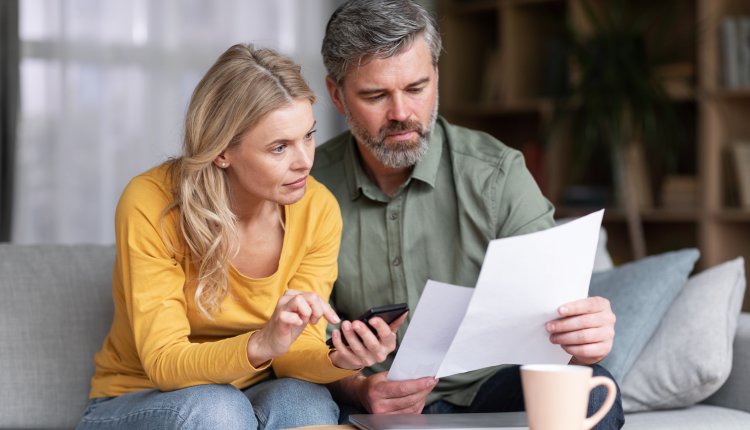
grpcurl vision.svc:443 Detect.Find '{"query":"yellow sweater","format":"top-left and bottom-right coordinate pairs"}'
top-left (89, 164), bottom-right (354, 398)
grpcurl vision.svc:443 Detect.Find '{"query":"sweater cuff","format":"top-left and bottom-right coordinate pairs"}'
top-left (238, 330), bottom-right (273, 373)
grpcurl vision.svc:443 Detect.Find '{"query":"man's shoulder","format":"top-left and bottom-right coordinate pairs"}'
top-left (313, 130), bottom-right (351, 170)
top-left (312, 130), bottom-right (352, 196)
top-left (440, 118), bottom-right (521, 170)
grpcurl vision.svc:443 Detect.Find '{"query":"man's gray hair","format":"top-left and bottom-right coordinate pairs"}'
top-left (322, 0), bottom-right (443, 84)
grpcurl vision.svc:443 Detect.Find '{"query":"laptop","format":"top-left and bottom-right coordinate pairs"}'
top-left (349, 412), bottom-right (528, 430)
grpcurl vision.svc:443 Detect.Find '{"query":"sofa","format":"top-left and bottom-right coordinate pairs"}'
top-left (0, 243), bottom-right (749, 429)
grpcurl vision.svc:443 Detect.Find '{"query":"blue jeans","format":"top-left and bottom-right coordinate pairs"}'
top-left (76, 378), bottom-right (339, 430)
top-left (339, 365), bottom-right (624, 430)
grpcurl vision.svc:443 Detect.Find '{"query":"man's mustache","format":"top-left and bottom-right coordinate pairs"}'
top-left (380, 120), bottom-right (424, 137)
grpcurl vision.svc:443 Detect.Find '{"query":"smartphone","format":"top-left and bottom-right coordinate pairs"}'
top-left (326, 303), bottom-right (409, 348)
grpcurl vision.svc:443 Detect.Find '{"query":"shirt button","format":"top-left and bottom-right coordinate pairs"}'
top-left (389, 212), bottom-right (398, 220)
top-left (392, 256), bottom-right (402, 266)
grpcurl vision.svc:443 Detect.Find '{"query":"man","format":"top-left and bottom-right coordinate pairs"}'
top-left (312, 1), bottom-right (624, 428)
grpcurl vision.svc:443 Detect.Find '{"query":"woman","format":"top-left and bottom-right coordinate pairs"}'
top-left (76, 44), bottom-right (403, 430)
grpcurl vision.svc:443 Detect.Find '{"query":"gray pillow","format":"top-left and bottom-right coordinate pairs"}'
top-left (621, 258), bottom-right (746, 412)
top-left (589, 248), bottom-right (699, 382)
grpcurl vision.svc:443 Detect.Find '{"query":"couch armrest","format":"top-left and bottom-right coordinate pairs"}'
top-left (704, 312), bottom-right (750, 412)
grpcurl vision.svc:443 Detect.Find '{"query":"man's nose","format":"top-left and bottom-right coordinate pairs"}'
top-left (386, 93), bottom-right (410, 122)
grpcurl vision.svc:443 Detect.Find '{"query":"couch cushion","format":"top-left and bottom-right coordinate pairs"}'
top-left (589, 249), bottom-right (699, 382)
top-left (704, 312), bottom-right (750, 413)
top-left (0, 244), bottom-right (115, 429)
top-left (621, 258), bottom-right (746, 412)
top-left (623, 404), bottom-right (750, 430)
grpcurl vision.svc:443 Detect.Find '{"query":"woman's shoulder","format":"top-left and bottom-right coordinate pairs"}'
top-left (121, 163), bottom-right (174, 201)
top-left (117, 162), bottom-right (176, 218)
top-left (288, 175), bottom-right (342, 228)
top-left (299, 175), bottom-right (339, 210)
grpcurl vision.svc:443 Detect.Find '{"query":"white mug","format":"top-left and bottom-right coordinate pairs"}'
top-left (521, 364), bottom-right (617, 430)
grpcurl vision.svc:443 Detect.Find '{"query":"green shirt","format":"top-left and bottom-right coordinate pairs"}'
top-left (312, 117), bottom-right (555, 406)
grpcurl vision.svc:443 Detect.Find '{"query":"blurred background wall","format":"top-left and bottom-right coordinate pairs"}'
top-left (8, 0), bottom-right (355, 244)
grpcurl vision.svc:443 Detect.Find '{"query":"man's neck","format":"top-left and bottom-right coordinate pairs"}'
top-left (356, 141), bottom-right (412, 197)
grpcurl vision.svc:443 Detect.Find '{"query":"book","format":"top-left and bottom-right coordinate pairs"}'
top-left (661, 175), bottom-right (698, 209)
top-left (721, 17), bottom-right (740, 89)
top-left (740, 18), bottom-right (750, 87)
top-left (624, 142), bottom-right (653, 210)
top-left (722, 16), bottom-right (750, 89)
top-left (480, 49), bottom-right (504, 103)
top-left (731, 142), bottom-right (750, 209)
top-left (654, 62), bottom-right (695, 98)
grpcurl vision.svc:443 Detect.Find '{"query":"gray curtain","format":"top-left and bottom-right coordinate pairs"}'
top-left (0, 0), bottom-right (19, 242)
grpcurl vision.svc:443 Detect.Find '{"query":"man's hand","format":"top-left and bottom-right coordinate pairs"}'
top-left (330, 372), bottom-right (437, 414)
top-left (546, 296), bottom-right (616, 365)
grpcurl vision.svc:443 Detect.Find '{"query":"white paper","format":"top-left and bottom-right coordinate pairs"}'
top-left (388, 210), bottom-right (603, 381)
top-left (388, 281), bottom-right (474, 380)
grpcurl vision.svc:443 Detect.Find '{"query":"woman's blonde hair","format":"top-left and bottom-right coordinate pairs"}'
top-left (166, 44), bottom-right (315, 319)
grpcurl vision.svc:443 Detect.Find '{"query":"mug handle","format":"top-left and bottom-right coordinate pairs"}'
top-left (582, 376), bottom-right (617, 430)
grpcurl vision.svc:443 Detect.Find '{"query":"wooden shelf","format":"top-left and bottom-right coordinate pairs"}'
top-left (666, 88), bottom-right (697, 102)
top-left (447, 0), bottom-right (499, 14)
top-left (438, 0), bottom-right (750, 310)
top-left (714, 209), bottom-right (750, 222)
top-left (443, 99), bottom-right (550, 116)
top-left (510, 0), bottom-right (564, 4)
top-left (556, 207), bottom-right (701, 223)
top-left (710, 89), bottom-right (750, 99)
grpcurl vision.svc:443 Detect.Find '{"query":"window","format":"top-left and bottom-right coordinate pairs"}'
top-left (15, 0), bottom-right (342, 243)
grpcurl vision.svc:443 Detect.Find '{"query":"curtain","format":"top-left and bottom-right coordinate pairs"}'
top-left (0, 0), bottom-right (20, 242)
top-left (14, 0), bottom-right (345, 244)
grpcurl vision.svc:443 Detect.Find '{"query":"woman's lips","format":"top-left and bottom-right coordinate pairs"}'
top-left (284, 176), bottom-right (307, 189)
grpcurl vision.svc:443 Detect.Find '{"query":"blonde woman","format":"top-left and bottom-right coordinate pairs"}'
top-left (76, 44), bottom-right (404, 430)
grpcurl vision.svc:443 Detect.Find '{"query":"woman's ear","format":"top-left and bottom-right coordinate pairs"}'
top-left (214, 152), bottom-right (229, 168)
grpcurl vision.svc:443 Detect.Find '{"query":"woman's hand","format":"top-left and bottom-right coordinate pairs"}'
top-left (247, 289), bottom-right (340, 367)
top-left (328, 312), bottom-right (408, 370)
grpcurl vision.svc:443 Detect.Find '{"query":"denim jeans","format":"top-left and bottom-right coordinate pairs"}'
top-left (76, 378), bottom-right (339, 430)
top-left (339, 365), bottom-right (624, 430)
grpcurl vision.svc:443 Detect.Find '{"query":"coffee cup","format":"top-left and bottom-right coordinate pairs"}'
top-left (521, 364), bottom-right (616, 430)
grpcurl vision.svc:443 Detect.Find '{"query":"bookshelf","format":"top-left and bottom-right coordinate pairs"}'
top-left (437, 0), bottom-right (750, 311)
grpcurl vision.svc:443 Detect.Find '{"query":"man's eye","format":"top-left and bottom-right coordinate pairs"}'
top-left (304, 129), bottom-right (317, 141)
top-left (368, 94), bottom-right (385, 101)
top-left (272, 144), bottom-right (287, 153)
top-left (408, 87), bottom-right (424, 94)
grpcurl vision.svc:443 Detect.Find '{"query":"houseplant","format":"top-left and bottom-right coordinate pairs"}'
top-left (549, 0), bottom-right (684, 259)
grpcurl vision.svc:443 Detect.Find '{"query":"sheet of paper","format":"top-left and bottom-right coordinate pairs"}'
top-left (388, 280), bottom-right (474, 380)
top-left (388, 210), bottom-right (603, 381)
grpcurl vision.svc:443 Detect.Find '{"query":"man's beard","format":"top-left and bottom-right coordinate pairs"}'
top-left (344, 98), bottom-right (439, 169)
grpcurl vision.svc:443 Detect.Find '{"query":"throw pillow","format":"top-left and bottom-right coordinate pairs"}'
top-left (555, 219), bottom-right (613, 272)
top-left (589, 248), bottom-right (699, 382)
top-left (621, 257), bottom-right (746, 412)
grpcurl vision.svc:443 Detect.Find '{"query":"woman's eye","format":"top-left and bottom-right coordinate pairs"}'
top-left (304, 129), bottom-right (317, 141)
top-left (272, 144), bottom-right (287, 154)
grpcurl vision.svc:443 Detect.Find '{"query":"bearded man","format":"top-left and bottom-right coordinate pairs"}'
top-left (311, 1), bottom-right (623, 429)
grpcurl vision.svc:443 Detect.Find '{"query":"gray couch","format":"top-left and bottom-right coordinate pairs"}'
top-left (0, 244), bottom-right (748, 429)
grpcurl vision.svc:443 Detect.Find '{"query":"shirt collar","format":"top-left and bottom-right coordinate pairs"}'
top-left (410, 118), bottom-right (444, 188)
top-left (342, 117), bottom-right (445, 201)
